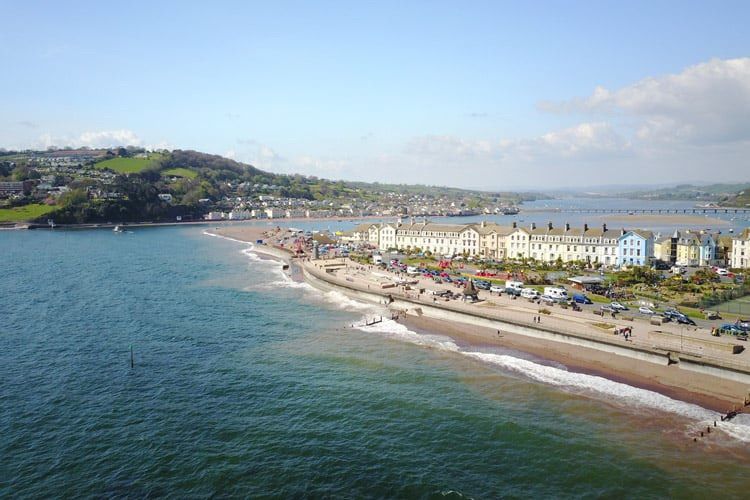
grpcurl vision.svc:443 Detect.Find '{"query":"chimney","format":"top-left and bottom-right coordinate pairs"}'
top-left (584, 223), bottom-right (589, 232)
top-left (481, 220), bottom-right (486, 228)
top-left (565, 222), bottom-right (570, 231)
top-left (512, 221), bottom-right (517, 229)
top-left (602, 223), bottom-right (607, 232)
top-left (547, 221), bottom-right (553, 230)
top-left (530, 222), bottom-right (536, 230)
top-left (621, 228), bottom-right (625, 236)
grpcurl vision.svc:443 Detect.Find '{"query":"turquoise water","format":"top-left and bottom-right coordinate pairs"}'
top-left (2, 226), bottom-right (749, 498)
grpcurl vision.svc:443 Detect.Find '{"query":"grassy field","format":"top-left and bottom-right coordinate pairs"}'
top-left (94, 155), bottom-right (161, 174)
top-left (162, 167), bottom-right (197, 179)
top-left (0, 204), bottom-right (57, 222)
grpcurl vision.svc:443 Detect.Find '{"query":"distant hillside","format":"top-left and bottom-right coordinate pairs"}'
top-left (616, 183), bottom-right (750, 201)
top-left (0, 148), bottom-right (537, 224)
top-left (721, 190), bottom-right (750, 207)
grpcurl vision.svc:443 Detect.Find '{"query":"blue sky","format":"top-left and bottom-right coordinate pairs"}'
top-left (2, 1), bottom-right (749, 189)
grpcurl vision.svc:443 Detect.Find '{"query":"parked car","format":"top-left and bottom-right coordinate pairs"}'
top-left (600, 304), bottom-right (616, 313)
top-left (521, 288), bottom-right (540, 300)
top-left (719, 323), bottom-right (743, 335)
top-left (638, 306), bottom-right (655, 315)
top-left (489, 285), bottom-right (504, 294)
top-left (704, 310), bottom-right (721, 320)
top-left (675, 315), bottom-right (696, 326)
top-left (663, 309), bottom-right (682, 320)
top-left (610, 302), bottom-right (629, 311)
top-left (541, 295), bottom-right (556, 306)
top-left (572, 293), bottom-right (592, 304)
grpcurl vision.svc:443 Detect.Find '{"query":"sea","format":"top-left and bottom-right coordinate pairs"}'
top-left (2, 221), bottom-right (750, 498)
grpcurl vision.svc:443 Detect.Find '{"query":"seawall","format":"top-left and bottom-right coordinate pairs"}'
top-left (301, 261), bottom-right (750, 391)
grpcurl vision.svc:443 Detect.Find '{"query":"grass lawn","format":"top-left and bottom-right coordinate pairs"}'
top-left (162, 167), bottom-right (197, 179)
top-left (0, 204), bottom-right (57, 222)
top-left (94, 154), bottom-right (161, 174)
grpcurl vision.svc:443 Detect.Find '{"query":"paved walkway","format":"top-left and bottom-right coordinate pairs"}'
top-left (303, 258), bottom-right (750, 372)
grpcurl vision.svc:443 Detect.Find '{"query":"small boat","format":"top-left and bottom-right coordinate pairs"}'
top-left (113, 225), bottom-right (123, 233)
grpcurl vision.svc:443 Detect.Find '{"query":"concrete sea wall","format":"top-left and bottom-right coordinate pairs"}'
top-left (302, 264), bottom-right (750, 387)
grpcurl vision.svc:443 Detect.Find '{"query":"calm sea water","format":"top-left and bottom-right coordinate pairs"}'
top-left (2, 226), bottom-right (750, 498)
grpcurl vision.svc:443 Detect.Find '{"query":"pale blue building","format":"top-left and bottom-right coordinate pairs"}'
top-left (616, 230), bottom-right (654, 267)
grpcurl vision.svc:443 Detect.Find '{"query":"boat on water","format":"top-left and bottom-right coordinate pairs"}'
top-left (500, 206), bottom-right (520, 215)
top-left (113, 225), bottom-right (123, 233)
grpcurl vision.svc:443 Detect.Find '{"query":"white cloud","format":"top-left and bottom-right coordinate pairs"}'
top-left (31, 129), bottom-right (144, 149)
top-left (540, 58), bottom-right (750, 145)
top-left (404, 135), bottom-right (494, 160)
top-left (77, 129), bottom-right (142, 148)
top-left (403, 122), bottom-right (628, 165)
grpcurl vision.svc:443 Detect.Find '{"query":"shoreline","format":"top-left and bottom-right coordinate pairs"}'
top-left (205, 225), bottom-right (750, 414)
top-left (397, 314), bottom-right (735, 412)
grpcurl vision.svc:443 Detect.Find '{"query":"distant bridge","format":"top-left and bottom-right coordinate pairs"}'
top-left (523, 207), bottom-right (750, 215)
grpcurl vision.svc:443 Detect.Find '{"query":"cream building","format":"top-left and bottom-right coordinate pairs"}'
top-left (350, 220), bottom-right (641, 267)
top-left (730, 228), bottom-right (750, 269)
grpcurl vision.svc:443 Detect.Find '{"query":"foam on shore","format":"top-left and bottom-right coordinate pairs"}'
top-left (350, 312), bottom-right (750, 442)
top-left (204, 231), bottom-right (750, 443)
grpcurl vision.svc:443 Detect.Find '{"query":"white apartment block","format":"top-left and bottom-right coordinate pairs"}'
top-left (730, 228), bottom-right (750, 269)
top-left (348, 220), bottom-right (640, 266)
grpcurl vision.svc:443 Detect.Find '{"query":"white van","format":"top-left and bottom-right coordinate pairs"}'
top-left (521, 288), bottom-right (540, 300)
top-left (505, 280), bottom-right (524, 291)
top-left (406, 266), bottom-right (418, 275)
top-left (372, 254), bottom-right (383, 265)
top-left (543, 286), bottom-right (568, 300)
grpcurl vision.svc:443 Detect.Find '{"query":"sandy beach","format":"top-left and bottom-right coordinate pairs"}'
top-left (205, 224), bottom-right (750, 413)
top-left (399, 314), bottom-right (745, 412)
top-left (299, 259), bottom-right (750, 413)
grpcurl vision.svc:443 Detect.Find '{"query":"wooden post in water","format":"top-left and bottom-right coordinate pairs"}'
top-left (130, 344), bottom-right (134, 369)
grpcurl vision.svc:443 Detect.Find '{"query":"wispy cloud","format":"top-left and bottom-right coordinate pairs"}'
top-left (538, 57), bottom-right (750, 145)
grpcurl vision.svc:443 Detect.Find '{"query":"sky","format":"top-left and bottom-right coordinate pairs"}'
top-left (1, 0), bottom-right (749, 189)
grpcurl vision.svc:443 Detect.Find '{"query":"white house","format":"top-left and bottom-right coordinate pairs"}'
top-left (730, 228), bottom-right (750, 269)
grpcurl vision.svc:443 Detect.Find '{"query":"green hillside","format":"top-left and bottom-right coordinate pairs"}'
top-left (0, 203), bottom-right (56, 222)
top-left (162, 167), bottom-right (197, 179)
top-left (94, 155), bottom-right (161, 174)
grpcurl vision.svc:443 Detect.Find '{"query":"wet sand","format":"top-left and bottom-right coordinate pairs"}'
top-left (398, 314), bottom-right (747, 413)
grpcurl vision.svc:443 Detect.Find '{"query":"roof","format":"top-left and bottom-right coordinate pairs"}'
top-left (568, 276), bottom-right (605, 285)
top-left (351, 223), bottom-right (373, 233)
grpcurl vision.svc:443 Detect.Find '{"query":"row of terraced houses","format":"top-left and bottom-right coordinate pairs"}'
top-left (341, 220), bottom-right (750, 269)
